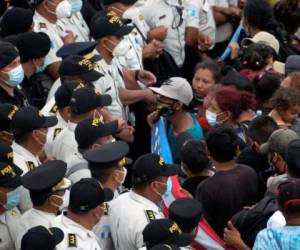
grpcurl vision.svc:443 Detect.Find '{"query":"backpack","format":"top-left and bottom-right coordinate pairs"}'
top-left (230, 196), bottom-right (278, 248)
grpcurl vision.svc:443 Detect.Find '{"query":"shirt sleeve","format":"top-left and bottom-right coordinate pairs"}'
top-left (253, 230), bottom-right (271, 250)
top-left (185, 0), bottom-right (201, 28)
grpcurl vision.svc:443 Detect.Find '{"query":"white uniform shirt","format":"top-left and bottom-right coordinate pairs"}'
top-left (44, 112), bottom-right (68, 157)
top-left (109, 190), bottom-right (165, 250)
top-left (208, 0), bottom-right (237, 43)
top-left (15, 208), bottom-right (56, 250)
top-left (51, 122), bottom-right (78, 162)
top-left (0, 208), bottom-right (20, 250)
top-left (33, 11), bottom-right (64, 65)
top-left (58, 12), bottom-right (90, 42)
top-left (66, 152), bottom-right (91, 184)
top-left (140, 0), bottom-right (186, 67)
top-left (54, 214), bottom-right (102, 250)
top-left (46, 78), bottom-right (62, 104)
top-left (185, 0), bottom-right (216, 48)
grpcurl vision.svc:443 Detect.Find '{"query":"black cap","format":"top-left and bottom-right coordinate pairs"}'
top-left (69, 178), bottom-right (114, 212)
top-left (11, 106), bottom-right (58, 136)
top-left (132, 153), bottom-right (180, 185)
top-left (0, 103), bottom-right (18, 132)
top-left (149, 244), bottom-right (181, 250)
top-left (84, 140), bottom-right (132, 168)
top-left (0, 162), bottom-right (22, 188)
top-left (285, 55), bottom-right (300, 75)
top-left (169, 198), bottom-right (202, 233)
top-left (277, 179), bottom-right (300, 211)
top-left (90, 10), bottom-right (134, 40)
top-left (103, 0), bottom-right (137, 6)
top-left (54, 82), bottom-right (82, 108)
top-left (21, 160), bottom-right (70, 192)
top-left (0, 41), bottom-right (19, 69)
top-left (75, 118), bottom-right (119, 149)
top-left (143, 219), bottom-right (194, 248)
top-left (58, 55), bottom-right (103, 82)
top-left (56, 41), bottom-right (101, 62)
top-left (70, 86), bottom-right (112, 115)
top-left (16, 32), bottom-right (51, 63)
top-left (0, 7), bottom-right (33, 37)
top-left (21, 226), bottom-right (64, 250)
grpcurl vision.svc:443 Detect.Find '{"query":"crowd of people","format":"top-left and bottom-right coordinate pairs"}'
top-left (0, 0), bottom-right (300, 249)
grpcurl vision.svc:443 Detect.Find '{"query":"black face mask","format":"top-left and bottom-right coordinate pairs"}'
top-left (157, 103), bottom-right (176, 117)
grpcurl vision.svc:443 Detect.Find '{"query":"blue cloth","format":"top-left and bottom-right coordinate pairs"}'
top-left (168, 114), bottom-right (204, 156)
top-left (253, 226), bottom-right (300, 250)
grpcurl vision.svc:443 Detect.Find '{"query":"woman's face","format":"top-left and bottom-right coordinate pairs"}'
top-left (280, 105), bottom-right (300, 124)
top-left (192, 68), bottom-right (215, 97)
top-left (207, 98), bottom-right (231, 123)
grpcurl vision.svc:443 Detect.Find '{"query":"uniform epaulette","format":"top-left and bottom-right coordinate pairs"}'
top-left (68, 233), bottom-right (77, 247)
top-left (53, 128), bottom-right (63, 140)
top-left (145, 210), bottom-right (156, 222)
top-left (26, 161), bottom-right (35, 171)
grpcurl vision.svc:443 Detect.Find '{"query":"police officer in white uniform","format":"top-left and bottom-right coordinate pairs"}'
top-left (15, 160), bottom-right (71, 250)
top-left (67, 118), bottom-right (118, 184)
top-left (83, 141), bottom-right (132, 250)
top-left (11, 105), bottom-right (58, 174)
top-left (54, 177), bottom-right (114, 250)
top-left (140, 0), bottom-right (186, 67)
top-left (0, 161), bottom-right (22, 250)
top-left (109, 153), bottom-right (181, 250)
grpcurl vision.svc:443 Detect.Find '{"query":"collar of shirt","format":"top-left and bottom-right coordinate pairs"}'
top-left (60, 214), bottom-right (99, 241)
top-left (12, 141), bottom-right (40, 163)
top-left (0, 213), bottom-right (6, 224)
top-left (56, 112), bottom-right (68, 128)
top-left (129, 190), bottom-right (161, 213)
top-left (31, 208), bottom-right (56, 223)
top-left (67, 121), bottom-right (77, 132)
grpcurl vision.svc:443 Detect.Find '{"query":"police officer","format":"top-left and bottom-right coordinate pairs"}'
top-left (53, 178), bottom-right (114, 250)
top-left (84, 141), bottom-right (132, 249)
top-left (51, 85), bottom-right (112, 162)
top-left (11, 105), bottom-right (58, 173)
top-left (0, 161), bottom-right (22, 250)
top-left (0, 104), bottom-right (18, 145)
top-left (21, 225), bottom-right (64, 250)
top-left (67, 118), bottom-right (119, 184)
top-left (14, 31), bottom-right (52, 109)
top-left (142, 219), bottom-right (194, 249)
top-left (0, 41), bottom-right (28, 107)
top-left (34, 0), bottom-right (73, 79)
top-left (109, 153), bottom-right (181, 249)
top-left (15, 160), bottom-right (71, 250)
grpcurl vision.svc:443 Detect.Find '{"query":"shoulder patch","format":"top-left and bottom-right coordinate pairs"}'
top-left (26, 161), bottom-right (35, 171)
top-left (38, 23), bottom-right (47, 29)
top-left (104, 202), bottom-right (109, 215)
top-left (159, 15), bottom-right (166, 20)
top-left (50, 104), bottom-right (58, 114)
top-left (68, 233), bottom-right (77, 247)
top-left (145, 210), bottom-right (156, 222)
top-left (53, 128), bottom-right (63, 140)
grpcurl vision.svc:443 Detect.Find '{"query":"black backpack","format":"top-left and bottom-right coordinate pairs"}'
top-left (231, 196), bottom-right (278, 248)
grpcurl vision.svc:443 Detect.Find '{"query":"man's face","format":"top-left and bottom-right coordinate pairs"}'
top-left (0, 56), bottom-right (21, 82)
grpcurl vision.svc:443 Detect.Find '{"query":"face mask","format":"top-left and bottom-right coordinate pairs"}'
top-left (112, 39), bottom-right (132, 57)
top-left (69, 0), bottom-right (82, 14)
top-left (51, 190), bottom-right (70, 211)
top-left (35, 130), bottom-right (47, 147)
top-left (115, 167), bottom-right (127, 185)
top-left (205, 110), bottom-right (218, 126)
top-left (157, 103), bottom-right (176, 117)
top-left (0, 189), bottom-right (21, 210)
top-left (4, 65), bottom-right (24, 87)
top-left (48, 0), bottom-right (72, 19)
top-left (36, 57), bottom-right (49, 74)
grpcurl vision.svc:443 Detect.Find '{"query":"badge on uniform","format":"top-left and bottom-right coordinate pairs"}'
top-left (26, 161), bottom-right (35, 171)
top-left (50, 104), bottom-right (58, 114)
top-left (68, 233), bottom-right (77, 247)
top-left (159, 15), bottom-right (166, 20)
top-left (104, 203), bottom-right (109, 216)
top-left (39, 23), bottom-right (47, 29)
top-left (145, 210), bottom-right (156, 222)
top-left (53, 128), bottom-right (63, 140)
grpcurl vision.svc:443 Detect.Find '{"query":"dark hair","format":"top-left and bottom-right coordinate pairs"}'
top-left (286, 140), bottom-right (300, 178)
top-left (274, 0), bottom-right (300, 35)
top-left (214, 86), bottom-right (256, 120)
top-left (242, 43), bottom-right (274, 71)
top-left (286, 72), bottom-right (300, 91)
top-left (253, 72), bottom-right (281, 102)
top-left (221, 67), bottom-right (254, 93)
top-left (89, 164), bottom-right (115, 184)
top-left (29, 189), bottom-right (51, 207)
top-left (271, 87), bottom-right (300, 113)
top-left (277, 180), bottom-right (300, 214)
top-left (243, 0), bottom-right (283, 40)
top-left (180, 139), bottom-right (209, 174)
top-left (248, 116), bottom-right (279, 144)
top-left (206, 124), bottom-right (239, 162)
top-left (194, 59), bottom-right (222, 83)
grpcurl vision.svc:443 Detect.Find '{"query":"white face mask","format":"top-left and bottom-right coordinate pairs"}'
top-left (48, 0), bottom-right (72, 19)
top-left (112, 39), bottom-right (131, 57)
top-left (116, 167), bottom-right (127, 185)
top-left (51, 189), bottom-right (70, 211)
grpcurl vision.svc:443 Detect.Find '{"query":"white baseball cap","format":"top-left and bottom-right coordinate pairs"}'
top-left (242, 31), bottom-right (280, 54)
top-left (150, 77), bottom-right (193, 106)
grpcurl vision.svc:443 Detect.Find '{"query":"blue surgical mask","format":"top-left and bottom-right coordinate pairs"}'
top-left (1, 189), bottom-right (21, 210)
top-left (205, 110), bottom-right (218, 126)
top-left (36, 57), bottom-right (49, 73)
top-left (5, 65), bottom-right (24, 87)
top-left (69, 0), bottom-right (83, 14)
